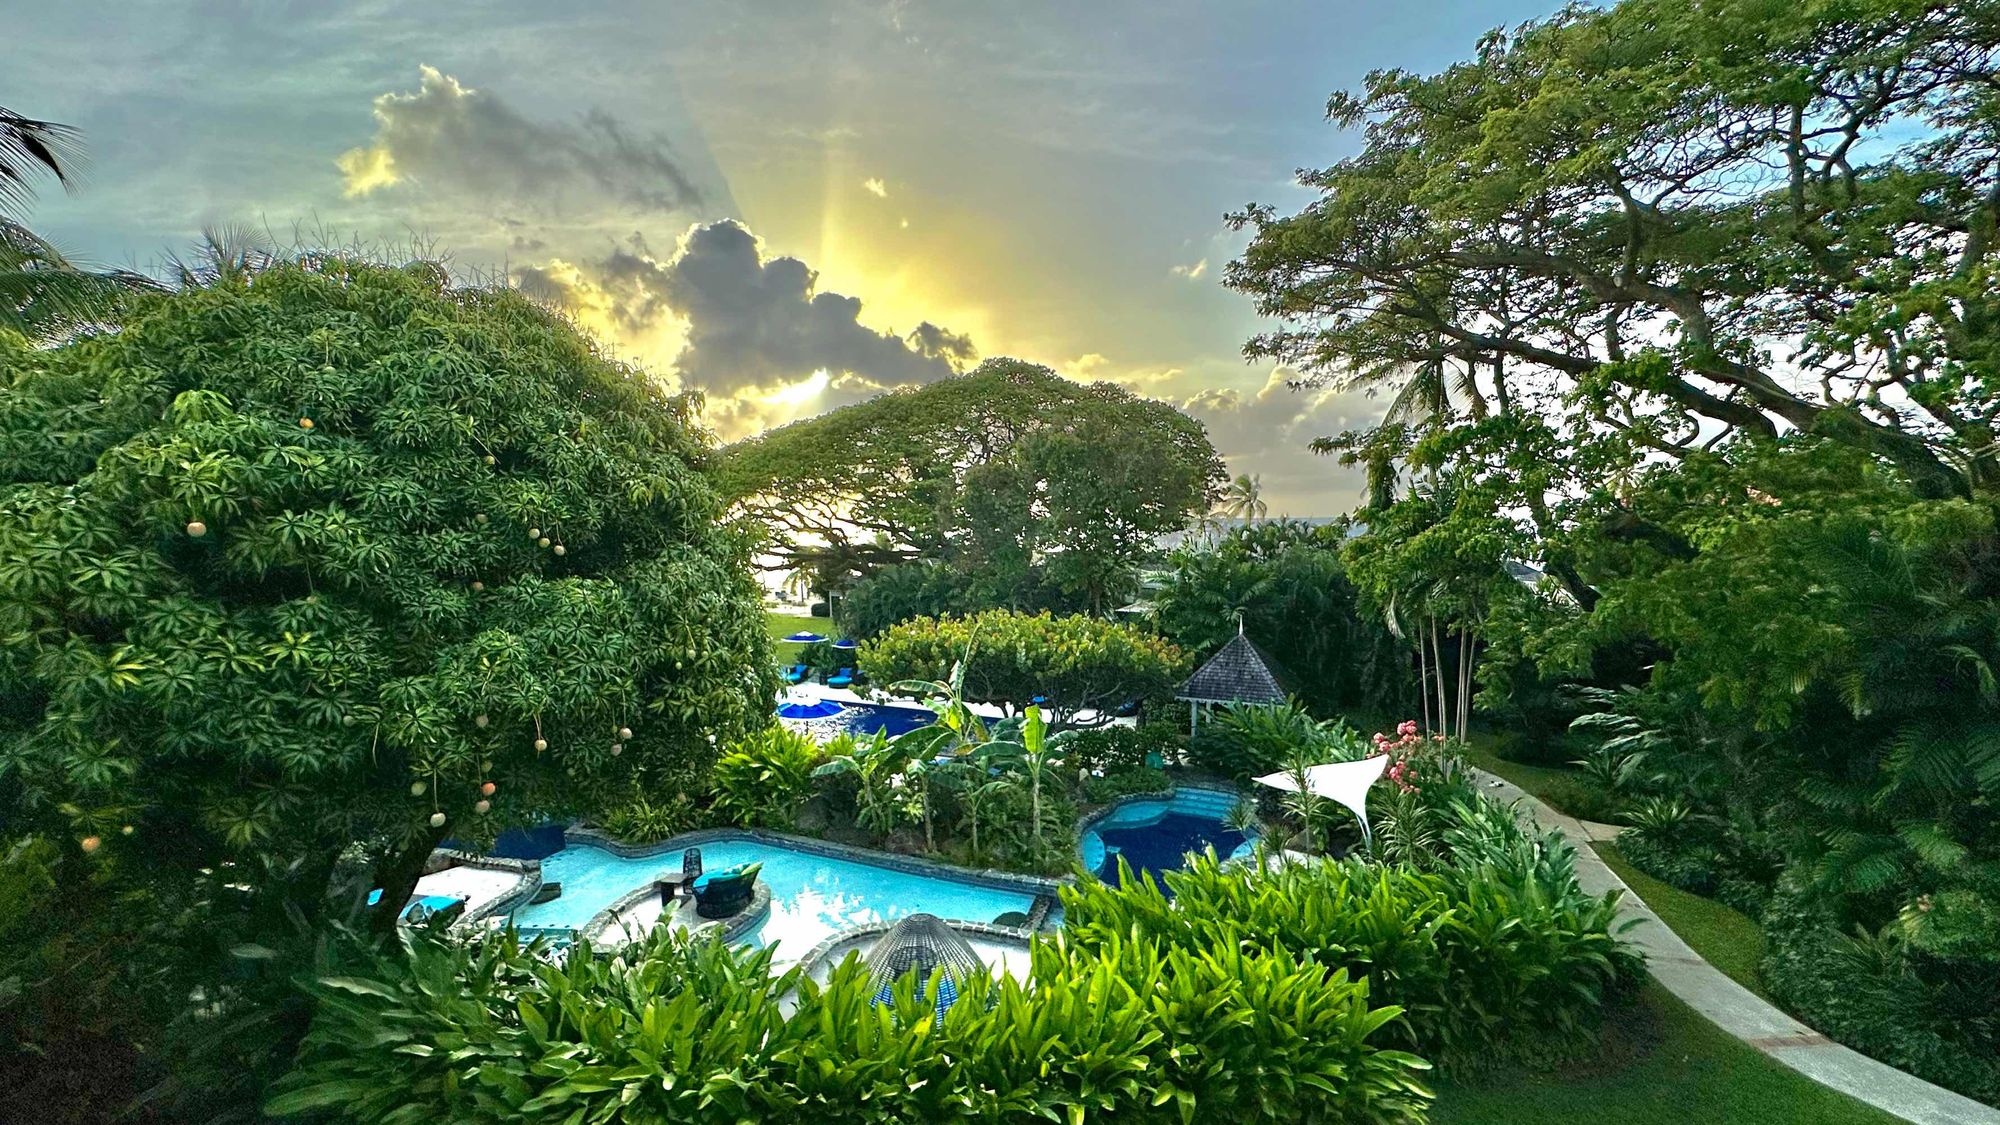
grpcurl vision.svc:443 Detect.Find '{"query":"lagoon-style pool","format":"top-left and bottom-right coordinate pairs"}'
top-left (507, 837), bottom-right (1039, 962)
top-left (1080, 788), bottom-right (1258, 889)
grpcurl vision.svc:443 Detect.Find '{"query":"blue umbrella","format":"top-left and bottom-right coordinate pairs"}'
top-left (832, 638), bottom-right (859, 650)
top-left (783, 631), bottom-right (828, 643)
top-left (777, 699), bottom-right (846, 720)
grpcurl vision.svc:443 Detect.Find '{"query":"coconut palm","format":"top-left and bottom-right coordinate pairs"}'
top-left (0, 106), bottom-right (84, 217)
top-left (1221, 473), bottom-right (1268, 524)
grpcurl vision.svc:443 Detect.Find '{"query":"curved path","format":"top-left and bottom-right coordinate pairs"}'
top-left (1473, 768), bottom-right (2000, 1125)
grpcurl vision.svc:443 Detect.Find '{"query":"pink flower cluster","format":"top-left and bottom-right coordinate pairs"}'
top-left (1368, 720), bottom-right (1429, 793)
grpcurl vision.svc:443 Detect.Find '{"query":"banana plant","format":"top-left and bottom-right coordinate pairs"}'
top-left (981, 706), bottom-right (1064, 856)
top-left (810, 730), bottom-right (911, 835)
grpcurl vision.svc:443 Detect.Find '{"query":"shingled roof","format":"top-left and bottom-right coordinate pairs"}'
top-left (1176, 631), bottom-right (1293, 706)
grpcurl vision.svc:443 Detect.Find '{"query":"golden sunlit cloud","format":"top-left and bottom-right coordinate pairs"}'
top-left (336, 143), bottom-right (398, 197)
top-left (862, 176), bottom-right (888, 198)
top-left (1169, 258), bottom-right (1209, 280)
top-left (766, 369), bottom-right (832, 406)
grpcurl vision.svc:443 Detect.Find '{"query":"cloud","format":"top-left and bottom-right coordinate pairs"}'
top-left (1168, 366), bottom-right (1372, 516)
top-left (862, 176), bottom-right (888, 198)
top-left (1169, 258), bottom-right (1208, 280)
top-left (516, 220), bottom-right (977, 414)
top-left (337, 66), bottom-right (706, 217)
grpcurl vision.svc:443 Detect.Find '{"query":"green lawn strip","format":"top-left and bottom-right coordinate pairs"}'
top-left (1594, 842), bottom-right (1774, 1004)
top-left (765, 610), bottom-right (821, 664)
top-left (1429, 979), bottom-right (1901, 1125)
top-left (1461, 733), bottom-right (1621, 822)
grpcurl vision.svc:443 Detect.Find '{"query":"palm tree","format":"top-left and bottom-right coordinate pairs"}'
top-left (1, 107), bottom-right (84, 218)
top-left (1221, 473), bottom-right (1268, 524)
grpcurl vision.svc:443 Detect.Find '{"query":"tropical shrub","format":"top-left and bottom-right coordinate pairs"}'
top-left (1762, 879), bottom-right (2000, 1105)
top-left (1081, 767), bottom-right (1173, 806)
top-left (271, 923), bottom-right (1432, 1123)
top-left (596, 788), bottom-right (701, 845)
top-left (1064, 802), bottom-right (1640, 1072)
top-left (710, 725), bottom-right (822, 829)
top-left (862, 609), bottom-right (1188, 728)
top-left (1063, 721), bottom-right (1183, 774)
top-left (1188, 699), bottom-right (1364, 780)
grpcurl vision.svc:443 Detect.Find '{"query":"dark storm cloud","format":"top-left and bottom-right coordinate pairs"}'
top-left (340, 66), bottom-right (704, 216)
top-left (520, 219), bottom-right (977, 396)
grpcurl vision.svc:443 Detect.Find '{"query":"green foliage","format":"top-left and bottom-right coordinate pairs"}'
top-left (863, 609), bottom-right (1189, 728)
top-left (0, 256), bottom-right (776, 1109)
top-left (810, 732), bottom-right (912, 836)
top-left (596, 787), bottom-right (701, 845)
top-left (837, 561), bottom-right (976, 639)
top-left (1080, 766), bottom-right (1173, 806)
top-left (1063, 721), bottom-right (1184, 775)
top-left (1155, 519), bottom-right (1414, 715)
top-left (710, 725), bottom-right (822, 830)
top-left (1189, 699), bottom-right (1365, 780)
top-left (721, 358), bottom-right (1225, 614)
top-left (1064, 806), bottom-right (1642, 1074)
top-left (1762, 881), bottom-right (2000, 1105)
top-left (271, 919), bottom-right (1433, 1124)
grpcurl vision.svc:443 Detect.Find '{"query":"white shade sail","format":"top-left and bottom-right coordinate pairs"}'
top-left (1252, 755), bottom-right (1389, 844)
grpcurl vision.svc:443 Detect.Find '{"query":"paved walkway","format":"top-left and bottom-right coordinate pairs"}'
top-left (1473, 768), bottom-right (2000, 1125)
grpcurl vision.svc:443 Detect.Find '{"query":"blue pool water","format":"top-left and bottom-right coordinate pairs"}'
top-left (783, 700), bottom-right (937, 740)
top-left (1080, 789), bottom-right (1256, 889)
top-left (508, 839), bottom-right (1036, 960)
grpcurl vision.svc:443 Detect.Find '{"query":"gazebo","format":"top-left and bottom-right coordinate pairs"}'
top-left (1175, 621), bottom-right (1293, 732)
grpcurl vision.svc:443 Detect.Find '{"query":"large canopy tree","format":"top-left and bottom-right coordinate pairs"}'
top-left (1230, 0), bottom-right (2000, 500)
top-left (861, 609), bottom-right (1189, 729)
top-left (0, 257), bottom-right (776, 936)
top-left (718, 358), bottom-right (1225, 613)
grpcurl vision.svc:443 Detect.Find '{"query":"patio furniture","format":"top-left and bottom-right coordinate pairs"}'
top-left (692, 862), bottom-right (763, 919)
top-left (682, 848), bottom-right (703, 885)
top-left (402, 894), bottom-right (466, 926)
top-left (827, 666), bottom-right (857, 688)
top-left (783, 664), bottom-right (809, 684)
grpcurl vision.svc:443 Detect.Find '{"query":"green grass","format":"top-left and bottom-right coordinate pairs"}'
top-left (1430, 980), bottom-right (1900, 1124)
top-left (765, 610), bottom-right (821, 659)
top-left (1462, 733), bottom-right (1623, 822)
top-left (1595, 843), bottom-right (1773, 1003)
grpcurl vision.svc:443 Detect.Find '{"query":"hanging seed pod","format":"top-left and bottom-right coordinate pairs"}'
top-left (474, 714), bottom-right (489, 729)
top-left (618, 727), bottom-right (633, 741)
top-left (80, 835), bottom-right (101, 854)
top-left (474, 799), bottom-right (491, 815)
top-left (552, 544), bottom-right (565, 556)
top-left (186, 520), bottom-right (208, 538)
top-left (528, 527), bottom-right (541, 539)
top-left (480, 781), bottom-right (496, 796)
top-left (429, 812), bottom-right (447, 828)
top-left (534, 738), bottom-right (548, 753)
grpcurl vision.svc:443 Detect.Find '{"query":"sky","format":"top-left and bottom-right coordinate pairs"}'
top-left (8, 0), bottom-right (1561, 516)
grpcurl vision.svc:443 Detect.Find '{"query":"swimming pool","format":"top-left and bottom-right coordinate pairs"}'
top-left (1079, 788), bottom-right (1258, 888)
top-left (508, 837), bottom-right (1039, 962)
top-left (782, 700), bottom-right (937, 741)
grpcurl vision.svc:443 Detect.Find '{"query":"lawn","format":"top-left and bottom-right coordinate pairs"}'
top-left (1462, 732), bottom-right (1623, 823)
top-left (1595, 843), bottom-right (1773, 1002)
top-left (765, 610), bottom-right (822, 658)
top-left (1430, 980), bottom-right (1900, 1125)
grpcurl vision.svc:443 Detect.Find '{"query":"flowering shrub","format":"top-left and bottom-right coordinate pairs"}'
top-left (1367, 721), bottom-right (1464, 795)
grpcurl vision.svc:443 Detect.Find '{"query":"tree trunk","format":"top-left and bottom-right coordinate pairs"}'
top-left (1417, 625), bottom-right (1432, 734)
top-left (367, 822), bottom-right (448, 937)
top-left (1456, 630), bottom-right (1473, 740)
top-left (1430, 618), bottom-right (1450, 741)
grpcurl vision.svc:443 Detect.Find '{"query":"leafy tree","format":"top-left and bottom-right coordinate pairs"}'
top-left (837, 562), bottom-right (975, 640)
top-left (1152, 520), bottom-right (1411, 716)
top-left (0, 257), bottom-right (775, 1104)
top-left (861, 610), bottom-right (1189, 729)
top-left (719, 358), bottom-right (1225, 613)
